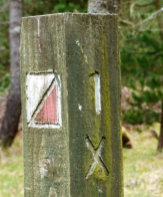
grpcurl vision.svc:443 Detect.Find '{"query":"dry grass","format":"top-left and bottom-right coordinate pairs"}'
top-left (124, 123), bottom-right (163, 197)
top-left (0, 135), bottom-right (23, 197)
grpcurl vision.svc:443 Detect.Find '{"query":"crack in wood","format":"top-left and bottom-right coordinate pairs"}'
top-left (48, 187), bottom-right (58, 197)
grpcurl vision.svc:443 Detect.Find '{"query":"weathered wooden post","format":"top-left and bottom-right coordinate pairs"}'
top-left (20, 13), bottom-right (123, 197)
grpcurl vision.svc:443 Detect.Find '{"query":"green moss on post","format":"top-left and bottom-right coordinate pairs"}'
top-left (20, 13), bottom-right (123, 197)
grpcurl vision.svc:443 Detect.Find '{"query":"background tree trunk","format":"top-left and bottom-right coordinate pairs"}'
top-left (155, 0), bottom-right (163, 152)
top-left (157, 100), bottom-right (163, 152)
top-left (0, 0), bottom-right (23, 147)
top-left (88, 0), bottom-right (118, 13)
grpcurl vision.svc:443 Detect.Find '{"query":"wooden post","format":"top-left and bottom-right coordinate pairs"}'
top-left (20, 13), bottom-right (123, 197)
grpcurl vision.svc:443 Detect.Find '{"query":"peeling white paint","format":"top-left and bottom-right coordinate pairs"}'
top-left (29, 123), bottom-right (61, 129)
top-left (94, 74), bottom-right (101, 114)
top-left (48, 187), bottom-right (57, 197)
top-left (78, 104), bottom-right (82, 111)
top-left (36, 16), bottom-right (41, 52)
top-left (84, 54), bottom-right (88, 64)
top-left (76, 40), bottom-right (88, 64)
top-left (39, 158), bottom-right (50, 179)
top-left (76, 40), bottom-right (79, 45)
top-left (98, 189), bottom-right (103, 193)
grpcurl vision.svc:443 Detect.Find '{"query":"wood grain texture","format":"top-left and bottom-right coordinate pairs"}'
top-left (20, 13), bottom-right (123, 197)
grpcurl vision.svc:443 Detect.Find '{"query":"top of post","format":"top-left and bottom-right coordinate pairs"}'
top-left (22, 12), bottom-right (118, 20)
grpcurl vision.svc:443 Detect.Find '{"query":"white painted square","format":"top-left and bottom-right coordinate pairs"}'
top-left (26, 71), bottom-right (62, 129)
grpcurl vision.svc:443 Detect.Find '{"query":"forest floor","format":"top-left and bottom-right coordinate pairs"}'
top-left (0, 123), bottom-right (163, 196)
top-left (0, 134), bottom-right (23, 197)
top-left (123, 123), bottom-right (163, 197)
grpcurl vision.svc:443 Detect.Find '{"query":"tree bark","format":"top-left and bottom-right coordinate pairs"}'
top-left (155, 0), bottom-right (163, 152)
top-left (88, 0), bottom-right (118, 13)
top-left (157, 100), bottom-right (163, 152)
top-left (0, 0), bottom-right (23, 147)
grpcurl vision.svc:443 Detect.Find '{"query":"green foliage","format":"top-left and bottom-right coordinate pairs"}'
top-left (0, 0), bottom-right (10, 93)
top-left (24, 0), bottom-right (87, 16)
top-left (0, 73), bottom-right (10, 93)
top-left (122, 108), bottom-right (159, 125)
top-left (122, 108), bottom-right (143, 125)
top-left (120, 0), bottom-right (163, 125)
top-left (54, 0), bottom-right (87, 12)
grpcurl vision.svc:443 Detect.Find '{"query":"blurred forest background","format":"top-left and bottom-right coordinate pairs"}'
top-left (0, 0), bottom-right (163, 196)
